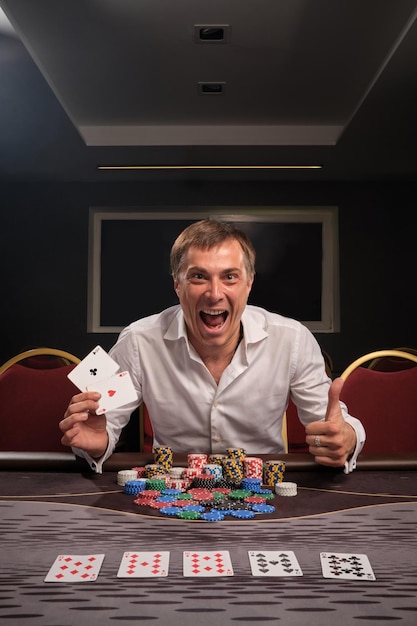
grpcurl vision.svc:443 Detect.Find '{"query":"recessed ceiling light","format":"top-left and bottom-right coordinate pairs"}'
top-left (194, 24), bottom-right (231, 44)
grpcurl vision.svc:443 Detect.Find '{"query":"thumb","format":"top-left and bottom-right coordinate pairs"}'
top-left (325, 376), bottom-right (344, 422)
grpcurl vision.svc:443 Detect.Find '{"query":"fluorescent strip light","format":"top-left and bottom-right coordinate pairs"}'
top-left (98, 164), bottom-right (322, 171)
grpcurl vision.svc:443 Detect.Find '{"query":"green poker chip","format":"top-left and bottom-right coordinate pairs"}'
top-left (177, 510), bottom-right (200, 520)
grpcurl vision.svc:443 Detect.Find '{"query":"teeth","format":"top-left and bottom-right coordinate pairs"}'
top-left (202, 310), bottom-right (226, 315)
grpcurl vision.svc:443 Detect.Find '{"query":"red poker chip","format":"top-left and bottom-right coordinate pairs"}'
top-left (133, 497), bottom-right (156, 506)
top-left (147, 500), bottom-right (169, 509)
top-left (171, 499), bottom-right (197, 508)
top-left (244, 496), bottom-right (266, 504)
top-left (140, 490), bottom-right (161, 498)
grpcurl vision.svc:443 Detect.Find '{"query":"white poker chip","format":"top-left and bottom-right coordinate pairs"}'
top-left (117, 469), bottom-right (139, 486)
top-left (275, 481), bottom-right (297, 496)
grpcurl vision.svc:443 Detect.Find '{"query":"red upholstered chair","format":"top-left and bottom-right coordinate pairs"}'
top-left (0, 348), bottom-right (81, 452)
top-left (340, 350), bottom-right (417, 454)
top-left (139, 403), bottom-right (154, 452)
top-left (367, 347), bottom-right (417, 372)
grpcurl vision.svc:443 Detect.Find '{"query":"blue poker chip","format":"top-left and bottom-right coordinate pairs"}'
top-left (251, 503), bottom-right (275, 514)
top-left (230, 509), bottom-right (256, 519)
top-left (161, 488), bottom-right (182, 495)
top-left (156, 495), bottom-right (176, 502)
top-left (183, 504), bottom-right (205, 513)
top-left (201, 510), bottom-right (225, 521)
top-left (159, 506), bottom-right (182, 516)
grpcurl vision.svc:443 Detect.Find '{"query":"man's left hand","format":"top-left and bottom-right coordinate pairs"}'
top-left (305, 377), bottom-right (356, 468)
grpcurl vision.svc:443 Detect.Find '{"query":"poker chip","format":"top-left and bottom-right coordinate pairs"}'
top-left (176, 492), bottom-right (193, 500)
top-left (200, 510), bottom-right (224, 521)
top-left (146, 479), bottom-right (166, 491)
top-left (177, 510), bottom-right (201, 520)
top-left (244, 495), bottom-right (266, 504)
top-left (123, 479), bottom-right (147, 495)
top-left (161, 488), bottom-right (182, 496)
top-left (251, 503), bottom-right (275, 513)
top-left (134, 496), bottom-right (157, 506)
top-left (275, 482), bottom-right (298, 496)
top-left (156, 495), bottom-right (176, 503)
top-left (117, 470), bottom-right (139, 486)
top-left (258, 489), bottom-right (274, 499)
top-left (230, 509), bottom-right (255, 519)
top-left (182, 504), bottom-right (205, 514)
top-left (145, 500), bottom-right (168, 509)
top-left (228, 489), bottom-right (252, 499)
top-left (140, 489), bottom-right (161, 498)
top-left (159, 506), bottom-right (182, 516)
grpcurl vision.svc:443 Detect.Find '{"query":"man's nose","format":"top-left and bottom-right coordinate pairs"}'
top-left (206, 278), bottom-right (222, 299)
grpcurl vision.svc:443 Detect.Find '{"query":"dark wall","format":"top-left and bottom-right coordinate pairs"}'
top-left (1, 180), bottom-right (416, 376)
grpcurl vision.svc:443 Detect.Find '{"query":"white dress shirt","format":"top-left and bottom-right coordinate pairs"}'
top-left (74, 305), bottom-right (365, 473)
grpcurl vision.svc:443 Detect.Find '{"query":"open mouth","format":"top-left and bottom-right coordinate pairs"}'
top-left (200, 309), bottom-right (228, 329)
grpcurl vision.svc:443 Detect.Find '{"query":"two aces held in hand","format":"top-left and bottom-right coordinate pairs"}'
top-left (67, 345), bottom-right (137, 414)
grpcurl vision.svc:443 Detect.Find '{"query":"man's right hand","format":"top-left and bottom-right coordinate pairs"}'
top-left (60, 391), bottom-right (109, 458)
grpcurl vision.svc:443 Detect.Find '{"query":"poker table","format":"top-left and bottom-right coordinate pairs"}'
top-left (1, 452), bottom-right (417, 626)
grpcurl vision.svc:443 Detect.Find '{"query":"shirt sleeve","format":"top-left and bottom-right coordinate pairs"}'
top-left (342, 413), bottom-right (366, 474)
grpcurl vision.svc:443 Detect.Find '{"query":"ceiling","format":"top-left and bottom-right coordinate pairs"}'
top-left (1, 0), bottom-right (417, 184)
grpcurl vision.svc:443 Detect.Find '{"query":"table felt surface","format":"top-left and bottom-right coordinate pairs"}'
top-left (1, 456), bottom-right (417, 626)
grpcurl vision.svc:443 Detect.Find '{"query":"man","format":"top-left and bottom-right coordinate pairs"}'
top-left (60, 219), bottom-right (365, 473)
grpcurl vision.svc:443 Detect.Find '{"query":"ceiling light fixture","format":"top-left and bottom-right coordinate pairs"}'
top-left (97, 165), bottom-right (322, 171)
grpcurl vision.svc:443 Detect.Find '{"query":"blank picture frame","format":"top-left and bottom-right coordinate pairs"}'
top-left (87, 206), bottom-right (340, 334)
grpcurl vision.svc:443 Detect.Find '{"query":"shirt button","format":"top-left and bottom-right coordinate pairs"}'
top-left (213, 402), bottom-right (218, 408)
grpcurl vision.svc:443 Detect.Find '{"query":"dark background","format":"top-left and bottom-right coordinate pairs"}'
top-left (1, 180), bottom-right (415, 377)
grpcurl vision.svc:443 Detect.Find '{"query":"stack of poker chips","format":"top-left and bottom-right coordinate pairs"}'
top-left (241, 477), bottom-right (263, 493)
top-left (187, 453), bottom-right (207, 470)
top-left (221, 457), bottom-right (244, 483)
top-left (242, 456), bottom-right (263, 479)
top-left (263, 459), bottom-right (286, 486)
top-left (208, 453), bottom-right (226, 464)
top-left (219, 447), bottom-right (246, 483)
top-left (153, 445), bottom-right (173, 471)
top-left (203, 463), bottom-right (223, 481)
top-left (123, 479), bottom-right (147, 495)
top-left (226, 447), bottom-right (246, 463)
top-left (117, 469), bottom-right (139, 486)
top-left (145, 463), bottom-right (169, 478)
top-left (275, 481), bottom-right (297, 496)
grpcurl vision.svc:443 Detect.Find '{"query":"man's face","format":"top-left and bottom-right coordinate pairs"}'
top-left (174, 239), bottom-right (253, 351)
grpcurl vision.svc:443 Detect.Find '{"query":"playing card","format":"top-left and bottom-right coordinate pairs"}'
top-left (117, 551), bottom-right (170, 577)
top-left (183, 551), bottom-right (234, 577)
top-left (67, 345), bottom-right (119, 391)
top-left (320, 552), bottom-right (376, 580)
top-left (87, 370), bottom-right (137, 414)
top-left (248, 550), bottom-right (303, 577)
top-left (44, 554), bottom-right (105, 582)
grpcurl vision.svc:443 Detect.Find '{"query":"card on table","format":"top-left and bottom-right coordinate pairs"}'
top-left (44, 554), bottom-right (105, 582)
top-left (183, 551), bottom-right (234, 577)
top-left (320, 552), bottom-right (376, 580)
top-left (87, 370), bottom-right (137, 414)
top-left (117, 551), bottom-right (170, 577)
top-left (67, 345), bottom-right (119, 391)
top-left (248, 550), bottom-right (303, 577)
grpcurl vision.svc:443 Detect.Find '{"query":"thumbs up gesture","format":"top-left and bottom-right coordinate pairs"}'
top-left (305, 377), bottom-right (357, 468)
